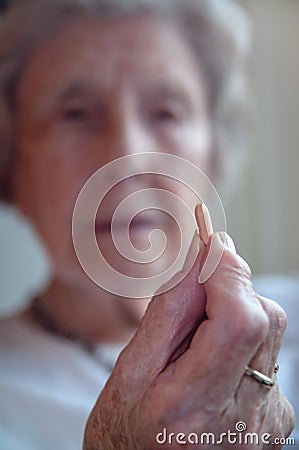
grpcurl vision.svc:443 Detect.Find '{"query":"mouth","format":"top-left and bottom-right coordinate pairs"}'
top-left (95, 217), bottom-right (156, 234)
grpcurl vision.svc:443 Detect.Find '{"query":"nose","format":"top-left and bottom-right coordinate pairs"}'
top-left (101, 92), bottom-right (156, 168)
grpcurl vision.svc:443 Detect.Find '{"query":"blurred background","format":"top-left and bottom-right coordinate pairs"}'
top-left (226, 0), bottom-right (299, 275)
top-left (0, 0), bottom-right (298, 310)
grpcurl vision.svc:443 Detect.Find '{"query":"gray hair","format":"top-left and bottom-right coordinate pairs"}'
top-left (0, 0), bottom-right (251, 202)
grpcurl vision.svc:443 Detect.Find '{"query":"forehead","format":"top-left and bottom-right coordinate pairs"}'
top-left (18, 15), bottom-right (202, 101)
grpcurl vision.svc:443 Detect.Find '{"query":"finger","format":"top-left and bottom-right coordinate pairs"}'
top-left (248, 296), bottom-right (287, 377)
top-left (239, 296), bottom-right (287, 403)
top-left (117, 232), bottom-right (206, 386)
top-left (235, 297), bottom-right (287, 423)
top-left (167, 232), bottom-right (269, 404)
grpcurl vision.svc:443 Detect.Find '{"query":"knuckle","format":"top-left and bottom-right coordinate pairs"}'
top-left (248, 307), bottom-right (270, 342)
top-left (227, 302), bottom-right (269, 346)
top-left (222, 249), bottom-right (252, 281)
top-left (257, 295), bottom-right (288, 334)
top-left (287, 401), bottom-right (296, 437)
top-left (280, 391), bottom-right (296, 437)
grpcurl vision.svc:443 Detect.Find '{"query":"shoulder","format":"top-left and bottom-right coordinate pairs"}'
top-left (0, 313), bottom-right (114, 450)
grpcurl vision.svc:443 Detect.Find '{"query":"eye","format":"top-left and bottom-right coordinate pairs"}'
top-left (152, 109), bottom-right (176, 123)
top-left (63, 107), bottom-right (89, 120)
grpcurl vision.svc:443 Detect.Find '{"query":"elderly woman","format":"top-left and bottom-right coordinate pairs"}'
top-left (0, 0), bottom-right (295, 449)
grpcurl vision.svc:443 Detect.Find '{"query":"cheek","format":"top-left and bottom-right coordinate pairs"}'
top-left (15, 150), bottom-right (85, 277)
top-left (14, 142), bottom-right (82, 238)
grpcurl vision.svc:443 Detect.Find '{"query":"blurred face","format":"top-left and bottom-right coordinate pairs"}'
top-left (13, 16), bottom-right (212, 291)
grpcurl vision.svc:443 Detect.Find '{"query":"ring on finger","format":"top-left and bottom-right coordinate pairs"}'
top-left (244, 366), bottom-right (275, 388)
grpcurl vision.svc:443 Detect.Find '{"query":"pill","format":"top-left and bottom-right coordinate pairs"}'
top-left (195, 203), bottom-right (213, 245)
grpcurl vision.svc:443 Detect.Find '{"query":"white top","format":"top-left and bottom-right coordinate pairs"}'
top-left (0, 275), bottom-right (298, 449)
top-left (0, 315), bottom-right (123, 450)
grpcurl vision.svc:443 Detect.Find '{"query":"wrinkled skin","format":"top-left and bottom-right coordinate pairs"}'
top-left (84, 233), bottom-right (295, 449)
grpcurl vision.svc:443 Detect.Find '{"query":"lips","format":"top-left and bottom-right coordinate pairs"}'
top-left (95, 217), bottom-right (156, 233)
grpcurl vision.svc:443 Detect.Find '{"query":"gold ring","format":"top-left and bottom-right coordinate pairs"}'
top-left (244, 366), bottom-right (275, 388)
top-left (274, 363), bottom-right (279, 374)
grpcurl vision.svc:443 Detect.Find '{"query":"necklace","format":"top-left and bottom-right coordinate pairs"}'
top-left (30, 297), bottom-right (117, 372)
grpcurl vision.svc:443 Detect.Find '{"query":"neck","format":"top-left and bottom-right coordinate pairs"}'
top-left (28, 277), bottom-right (149, 344)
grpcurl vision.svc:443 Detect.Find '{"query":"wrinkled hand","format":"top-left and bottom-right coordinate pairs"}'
top-left (84, 232), bottom-right (295, 449)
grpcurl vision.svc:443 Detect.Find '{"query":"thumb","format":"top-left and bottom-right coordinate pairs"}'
top-left (181, 232), bottom-right (269, 399)
top-left (200, 231), bottom-right (258, 320)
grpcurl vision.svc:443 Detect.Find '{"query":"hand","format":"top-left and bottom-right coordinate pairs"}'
top-left (84, 232), bottom-right (295, 449)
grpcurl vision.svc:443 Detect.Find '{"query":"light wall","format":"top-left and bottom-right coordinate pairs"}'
top-left (225, 0), bottom-right (299, 275)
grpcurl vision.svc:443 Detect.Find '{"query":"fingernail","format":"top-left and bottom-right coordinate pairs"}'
top-left (218, 232), bottom-right (237, 254)
top-left (195, 203), bottom-right (213, 246)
